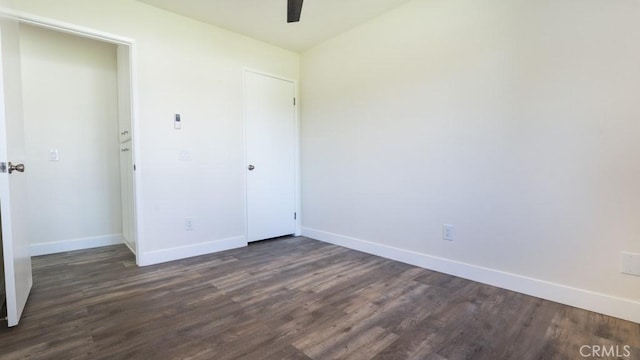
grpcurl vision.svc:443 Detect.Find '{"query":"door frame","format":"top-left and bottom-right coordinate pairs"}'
top-left (242, 68), bottom-right (301, 242)
top-left (0, 7), bottom-right (143, 265)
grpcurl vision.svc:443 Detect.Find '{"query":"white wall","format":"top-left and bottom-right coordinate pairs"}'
top-left (20, 25), bottom-right (122, 253)
top-left (11, 0), bottom-right (300, 264)
top-left (301, 0), bottom-right (640, 322)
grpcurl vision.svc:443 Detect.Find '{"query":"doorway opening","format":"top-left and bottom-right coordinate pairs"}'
top-left (1, 12), bottom-right (140, 326)
top-left (19, 24), bottom-right (137, 259)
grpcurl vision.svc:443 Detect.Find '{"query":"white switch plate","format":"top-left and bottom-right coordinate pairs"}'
top-left (179, 150), bottom-right (191, 161)
top-left (185, 218), bottom-right (194, 231)
top-left (49, 149), bottom-right (59, 161)
top-left (443, 224), bottom-right (454, 241)
top-left (621, 252), bottom-right (640, 276)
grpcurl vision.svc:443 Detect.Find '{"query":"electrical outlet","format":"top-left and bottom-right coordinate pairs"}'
top-left (443, 224), bottom-right (454, 241)
top-left (185, 218), bottom-right (194, 231)
top-left (621, 252), bottom-right (640, 276)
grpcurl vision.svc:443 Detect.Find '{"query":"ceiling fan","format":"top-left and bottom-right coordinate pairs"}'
top-left (287, 0), bottom-right (304, 23)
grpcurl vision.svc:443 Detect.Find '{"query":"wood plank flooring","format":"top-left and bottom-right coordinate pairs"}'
top-left (0, 236), bottom-right (638, 359)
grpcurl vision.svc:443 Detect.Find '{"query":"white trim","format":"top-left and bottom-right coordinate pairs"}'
top-left (124, 239), bottom-right (136, 256)
top-left (0, 7), bottom-right (144, 266)
top-left (243, 67), bottom-right (298, 84)
top-left (0, 7), bottom-right (133, 45)
top-left (138, 236), bottom-right (246, 266)
top-left (293, 73), bottom-right (302, 236)
top-left (30, 234), bottom-right (124, 256)
top-left (242, 68), bottom-right (301, 242)
top-left (130, 42), bottom-right (142, 266)
top-left (302, 227), bottom-right (640, 324)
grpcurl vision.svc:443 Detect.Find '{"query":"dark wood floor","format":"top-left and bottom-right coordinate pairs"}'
top-left (0, 237), bottom-right (638, 360)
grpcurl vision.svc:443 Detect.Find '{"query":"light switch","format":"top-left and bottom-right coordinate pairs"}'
top-left (49, 149), bottom-right (59, 161)
top-left (179, 150), bottom-right (191, 161)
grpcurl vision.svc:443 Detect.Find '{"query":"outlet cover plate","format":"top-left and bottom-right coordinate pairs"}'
top-left (621, 252), bottom-right (640, 276)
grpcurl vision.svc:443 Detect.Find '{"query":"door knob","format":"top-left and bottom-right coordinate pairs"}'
top-left (121, 130), bottom-right (129, 135)
top-left (8, 162), bottom-right (25, 174)
top-left (248, 165), bottom-right (255, 171)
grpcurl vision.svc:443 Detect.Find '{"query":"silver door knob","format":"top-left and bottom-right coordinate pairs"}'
top-left (8, 162), bottom-right (25, 174)
top-left (248, 165), bottom-right (255, 171)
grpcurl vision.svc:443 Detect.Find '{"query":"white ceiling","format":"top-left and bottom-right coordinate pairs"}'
top-left (137, 0), bottom-right (413, 52)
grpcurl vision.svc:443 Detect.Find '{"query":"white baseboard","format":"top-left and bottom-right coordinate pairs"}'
top-left (302, 227), bottom-right (640, 324)
top-left (138, 236), bottom-right (246, 266)
top-left (30, 234), bottom-right (124, 256)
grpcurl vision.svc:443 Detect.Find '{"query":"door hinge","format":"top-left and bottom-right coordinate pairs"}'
top-left (293, 97), bottom-right (296, 106)
top-left (294, 212), bottom-right (297, 220)
top-left (133, 164), bottom-right (136, 171)
top-left (0, 162), bottom-right (6, 173)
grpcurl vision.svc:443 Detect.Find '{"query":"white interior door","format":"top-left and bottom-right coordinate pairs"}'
top-left (245, 71), bottom-right (296, 242)
top-left (0, 18), bottom-right (33, 327)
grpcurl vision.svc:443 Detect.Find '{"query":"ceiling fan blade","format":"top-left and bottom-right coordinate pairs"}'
top-left (287, 0), bottom-right (303, 23)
